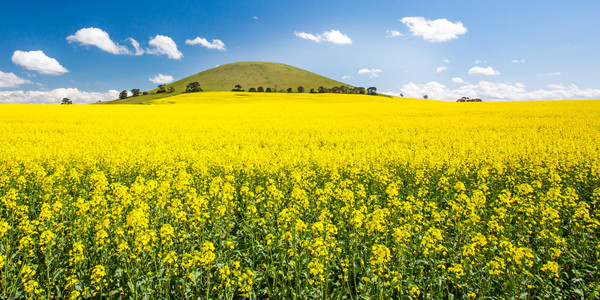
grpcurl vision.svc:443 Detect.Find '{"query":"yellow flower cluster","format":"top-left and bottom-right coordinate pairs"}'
top-left (0, 93), bottom-right (599, 298)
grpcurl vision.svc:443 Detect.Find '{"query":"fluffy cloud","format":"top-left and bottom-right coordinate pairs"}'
top-left (511, 59), bottom-right (525, 63)
top-left (444, 59), bottom-right (450, 63)
top-left (436, 67), bottom-right (447, 73)
top-left (67, 27), bottom-right (130, 55)
top-left (400, 17), bottom-right (467, 42)
top-left (451, 77), bottom-right (467, 84)
top-left (149, 74), bottom-right (174, 84)
top-left (386, 30), bottom-right (404, 37)
top-left (185, 37), bottom-right (226, 51)
top-left (468, 66), bottom-right (500, 76)
top-left (294, 30), bottom-right (352, 44)
top-left (342, 75), bottom-right (351, 80)
top-left (393, 81), bottom-right (600, 101)
top-left (12, 50), bottom-right (69, 75)
top-left (0, 71), bottom-right (32, 88)
top-left (357, 68), bottom-right (382, 78)
top-left (146, 35), bottom-right (183, 59)
top-left (0, 88), bottom-right (119, 104)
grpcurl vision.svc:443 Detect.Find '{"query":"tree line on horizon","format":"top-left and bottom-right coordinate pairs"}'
top-left (117, 83), bottom-right (379, 100)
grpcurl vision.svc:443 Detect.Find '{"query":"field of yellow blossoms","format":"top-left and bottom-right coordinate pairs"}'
top-left (1, 92), bottom-right (599, 299)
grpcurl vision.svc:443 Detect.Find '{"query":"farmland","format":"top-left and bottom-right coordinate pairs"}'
top-left (1, 93), bottom-right (599, 299)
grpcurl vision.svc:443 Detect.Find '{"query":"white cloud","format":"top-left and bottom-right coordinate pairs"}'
top-left (468, 66), bottom-right (500, 76)
top-left (474, 60), bottom-right (482, 64)
top-left (342, 75), bottom-right (351, 80)
top-left (0, 71), bottom-right (32, 88)
top-left (0, 88), bottom-right (119, 104)
top-left (452, 77), bottom-right (467, 84)
top-left (436, 67), bottom-right (447, 73)
top-left (127, 38), bottom-right (144, 55)
top-left (149, 74), bottom-right (174, 84)
top-left (444, 59), bottom-right (450, 63)
top-left (185, 37), bottom-right (226, 51)
top-left (511, 59), bottom-right (525, 63)
top-left (12, 50), bottom-right (69, 75)
top-left (538, 72), bottom-right (561, 77)
top-left (146, 35), bottom-right (183, 60)
top-left (253, 16), bottom-right (258, 20)
top-left (67, 27), bottom-right (130, 55)
top-left (294, 30), bottom-right (352, 44)
top-left (395, 81), bottom-right (600, 101)
top-left (357, 68), bottom-right (382, 78)
top-left (400, 17), bottom-right (467, 42)
top-left (386, 30), bottom-right (404, 37)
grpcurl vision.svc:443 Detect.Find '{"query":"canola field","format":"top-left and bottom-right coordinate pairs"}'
top-left (1, 92), bottom-right (599, 299)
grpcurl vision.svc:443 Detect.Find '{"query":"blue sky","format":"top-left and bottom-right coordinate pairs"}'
top-left (1, 0), bottom-right (600, 103)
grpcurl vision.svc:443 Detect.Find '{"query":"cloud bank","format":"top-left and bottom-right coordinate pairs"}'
top-left (401, 17), bottom-right (467, 42)
top-left (294, 30), bottom-right (352, 44)
top-left (393, 81), bottom-right (600, 101)
top-left (0, 88), bottom-right (119, 104)
top-left (12, 50), bottom-right (69, 75)
top-left (186, 37), bottom-right (226, 50)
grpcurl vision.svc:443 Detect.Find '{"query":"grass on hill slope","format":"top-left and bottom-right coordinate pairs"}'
top-left (102, 61), bottom-right (353, 104)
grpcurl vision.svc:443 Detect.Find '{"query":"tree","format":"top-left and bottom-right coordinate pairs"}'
top-left (287, 88), bottom-right (293, 93)
top-left (61, 98), bottom-right (72, 105)
top-left (232, 84), bottom-right (243, 91)
top-left (423, 95), bottom-right (429, 100)
top-left (143, 91), bottom-right (149, 95)
top-left (167, 86), bottom-right (175, 93)
top-left (157, 85), bottom-right (166, 94)
top-left (310, 88), bottom-right (316, 93)
top-left (131, 89), bottom-right (141, 97)
top-left (257, 86), bottom-right (264, 92)
top-left (297, 86), bottom-right (305, 93)
top-left (400, 93), bottom-right (404, 97)
top-left (357, 87), bottom-right (366, 94)
top-left (265, 87), bottom-right (272, 92)
top-left (186, 82), bottom-right (202, 93)
top-left (119, 90), bottom-right (128, 99)
top-left (248, 87), bottom-right (256, 92)
top-left (367, 87), bottom-right (377, 95)
top-left (318, 86), bottom-right (326, 93)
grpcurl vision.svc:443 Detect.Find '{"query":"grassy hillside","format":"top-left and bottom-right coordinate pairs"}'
top-left (102, 61), bottom-right (353, 104)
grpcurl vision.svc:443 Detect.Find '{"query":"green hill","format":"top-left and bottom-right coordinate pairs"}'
top-left (103, 61), bottom-right (353, 104)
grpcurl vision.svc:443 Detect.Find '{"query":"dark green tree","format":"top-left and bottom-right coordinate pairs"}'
top-left (157, 85), bottom-right (166, 94)
top-left (167, 86), bottom-right (175, 93)
top-left (131, 89), bottom-right (141, 97)
top-left (248, 87), bottom-right (256, 92)
top-left (186, 82), bottom-right (202, 93)
top-left (61, 98), bottom-right (72, 104)
top-left (287, 88), bottom-right (293, 93)
top-left (423, 95), bottom-right (429, 100)
top-left (119, 90), bottom-right (128, 99)
top-left (297, 86), bottom-right (305, 93)
top-left (257, 86), bottom-right (264, 92)
top-left (310, 88), bottom-right (316, 93)
top-left (367, 87), bottom-right (377, 95)
top-left (265, 87), bottom-right (272, 92)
